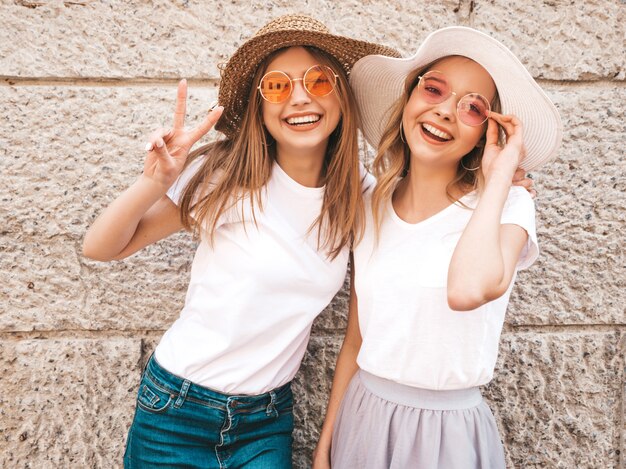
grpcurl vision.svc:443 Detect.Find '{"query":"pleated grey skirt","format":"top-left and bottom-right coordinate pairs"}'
top-left (331, 370), bottom-right (506, 469)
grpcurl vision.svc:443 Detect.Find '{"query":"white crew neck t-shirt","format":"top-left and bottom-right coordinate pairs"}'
top-left (155, 156), bottom-right (373, 395)
top-left (354, 186), bottom-right (538, 390)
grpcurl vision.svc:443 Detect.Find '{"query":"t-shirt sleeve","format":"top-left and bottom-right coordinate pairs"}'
top-left (165, 156), bottom-right (229, 234)
top-left (501, 186), bottom-right (539, 270)
top-left (166, 156), bottom-right (207, 208)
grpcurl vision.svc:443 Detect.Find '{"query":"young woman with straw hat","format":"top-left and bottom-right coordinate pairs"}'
top-left (83, 14), bottom-right (399, 468)
top-left (314, 27), bottom-right (562, 469)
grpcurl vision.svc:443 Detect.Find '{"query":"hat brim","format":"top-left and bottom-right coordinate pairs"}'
top-left (350, 27), bottom-right (563, 171)
top-left (216, 29), bottom-right (400, 138)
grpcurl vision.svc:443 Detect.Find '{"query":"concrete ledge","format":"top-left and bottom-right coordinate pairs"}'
top-left (0, 338), bottom-right (142, 468)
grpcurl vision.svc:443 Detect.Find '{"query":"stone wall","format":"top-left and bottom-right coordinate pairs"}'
top-left (1, 1), bottom-right (624, 467)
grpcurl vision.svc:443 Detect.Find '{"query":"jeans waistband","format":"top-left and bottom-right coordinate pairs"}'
top-left (359, 370), bottom-right (482, 411)
top-left (144, 354), bottom-right (292, 411)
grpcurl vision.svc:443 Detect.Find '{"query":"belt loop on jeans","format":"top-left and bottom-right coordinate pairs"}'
top-left (174, 379), bottom-right (191, 409)
top-left (266, 390), bottom-right (277, 417)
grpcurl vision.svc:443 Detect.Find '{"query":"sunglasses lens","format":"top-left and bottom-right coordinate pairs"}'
top-left (418, 71), bottom-right (450, 103)
top-left (458, 94), bottom-right (490, 126)
top-left (304, 65), bottom-right (336, 97)
top-left (260, 71), bottom-right (292, 103)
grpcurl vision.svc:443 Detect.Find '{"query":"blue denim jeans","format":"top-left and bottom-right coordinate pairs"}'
top-left (123, 355), bottom-right (294, 468)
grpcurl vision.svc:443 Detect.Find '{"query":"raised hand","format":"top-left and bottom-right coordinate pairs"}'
top-left (481, 112), bottom-right (525, 184)
top-left (142, 79), bottom-right (223, 189)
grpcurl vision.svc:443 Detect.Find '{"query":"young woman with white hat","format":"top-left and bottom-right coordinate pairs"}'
top-left (82, 14), bottom-right (399, 468)
top-left (314, 27), bottom-right (562, 468)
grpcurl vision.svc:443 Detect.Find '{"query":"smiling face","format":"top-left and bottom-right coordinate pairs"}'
top-left (402, 56), bottom-right (496, 171)
top-left (261, 46), bottom-right (342, 159)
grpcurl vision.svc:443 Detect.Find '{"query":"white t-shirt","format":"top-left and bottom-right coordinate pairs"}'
top-left (354, 186), bottom-right (538, 390)
top-left (155, 156), bottom-right (373, 394)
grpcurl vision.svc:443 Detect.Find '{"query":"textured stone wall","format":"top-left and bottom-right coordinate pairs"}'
top-left (1, 1), bottom-right (624, 468)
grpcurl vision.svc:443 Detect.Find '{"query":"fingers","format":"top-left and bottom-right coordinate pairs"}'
top-left (512, 168), bottom-right (526, 182)
top-left (489, 114), bottom-right (514, 137)
top-left (188, 105), bottom-right (224, 144)
top-left (512, 177), bottom-right (534, 190)
top-left (144, 88), bottom-right (223, 153)
top-left (489, 112), bottom-right (520, 124)
top-left (485, 117), bottom-right (499, 147)
top-left (489, 112), bottom-right (518, 130)
top-left (173, 79), bottom-right (188, 130)
top-left (511, 165), bottom-right (535, 196)
top-left (150, 137), bottom-right (170, 160)
top-left (489, 113), bottom-right (523, 144)
top-left (144, 128), bottom-right (173, 155)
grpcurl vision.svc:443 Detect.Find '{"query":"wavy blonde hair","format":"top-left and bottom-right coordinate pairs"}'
top-left (179, 46), bottom-right (364, 259)
top-left (371, 57), bottom-right (501, 232)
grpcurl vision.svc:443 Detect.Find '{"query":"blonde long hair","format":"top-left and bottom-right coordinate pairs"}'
top-left (179, 46), bottom-right (364, 259)
top-left (371, 58), bottom-right (501, 232)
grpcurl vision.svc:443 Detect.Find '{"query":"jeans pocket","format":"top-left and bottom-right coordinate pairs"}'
top-left (136, 373), bottom-right (174, 414)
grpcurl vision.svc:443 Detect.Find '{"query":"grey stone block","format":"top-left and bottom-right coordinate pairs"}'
top-left (292, 335), bottom-right (342, 469)
top-left (471, 0), bottom-right (626, 80)
top-left (0, 338), bottom-right (142, 469)
top-left (3, 1), bottom-right (622, 80)
top-left (507, 84), bottom-right (625, 325)
top-left (1, 85), bottom-right (214, 331)
top-left (484, 331), bottom-right (623, 469)
top-left (310, 270), bottom-right (350, 335)
top-left (0, 0), bottom-right (458, 79)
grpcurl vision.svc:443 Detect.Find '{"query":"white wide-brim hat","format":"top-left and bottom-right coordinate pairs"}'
top-left (350, 26), bottom-right (563, 171)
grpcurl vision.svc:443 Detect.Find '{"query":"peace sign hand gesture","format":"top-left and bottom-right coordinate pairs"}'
top-left (143, 79), bottom-right (223, 190)
top-left (481, 112), bottom-right (525, 184)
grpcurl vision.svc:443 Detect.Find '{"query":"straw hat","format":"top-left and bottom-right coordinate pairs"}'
top-left (350, 26), bottom-right (563, 171)
top-left (215, 14), bottom-right (401, 138)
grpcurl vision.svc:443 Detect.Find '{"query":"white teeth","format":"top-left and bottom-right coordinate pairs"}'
top-left (422, 123), bottom-right (452, 140)
top-left (286, 115), bottom-right (321, 125)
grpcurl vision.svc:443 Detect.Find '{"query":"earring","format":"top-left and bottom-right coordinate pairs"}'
top-left (460, 158), bottom-right (480, 171)
top-left (399, 121), bottom-right (406, 143)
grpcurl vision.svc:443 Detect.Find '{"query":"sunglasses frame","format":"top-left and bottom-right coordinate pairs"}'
top-left (417, 70), bottom-right (492, 127)
top-left (258, 64), bottom-right (340, 104)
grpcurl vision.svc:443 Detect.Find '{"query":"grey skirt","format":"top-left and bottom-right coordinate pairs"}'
top-left (331, 370), bottom-right (506, 469)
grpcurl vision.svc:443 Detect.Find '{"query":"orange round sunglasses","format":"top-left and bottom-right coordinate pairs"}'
top-left (258, 65), bottom-right (339, 103)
